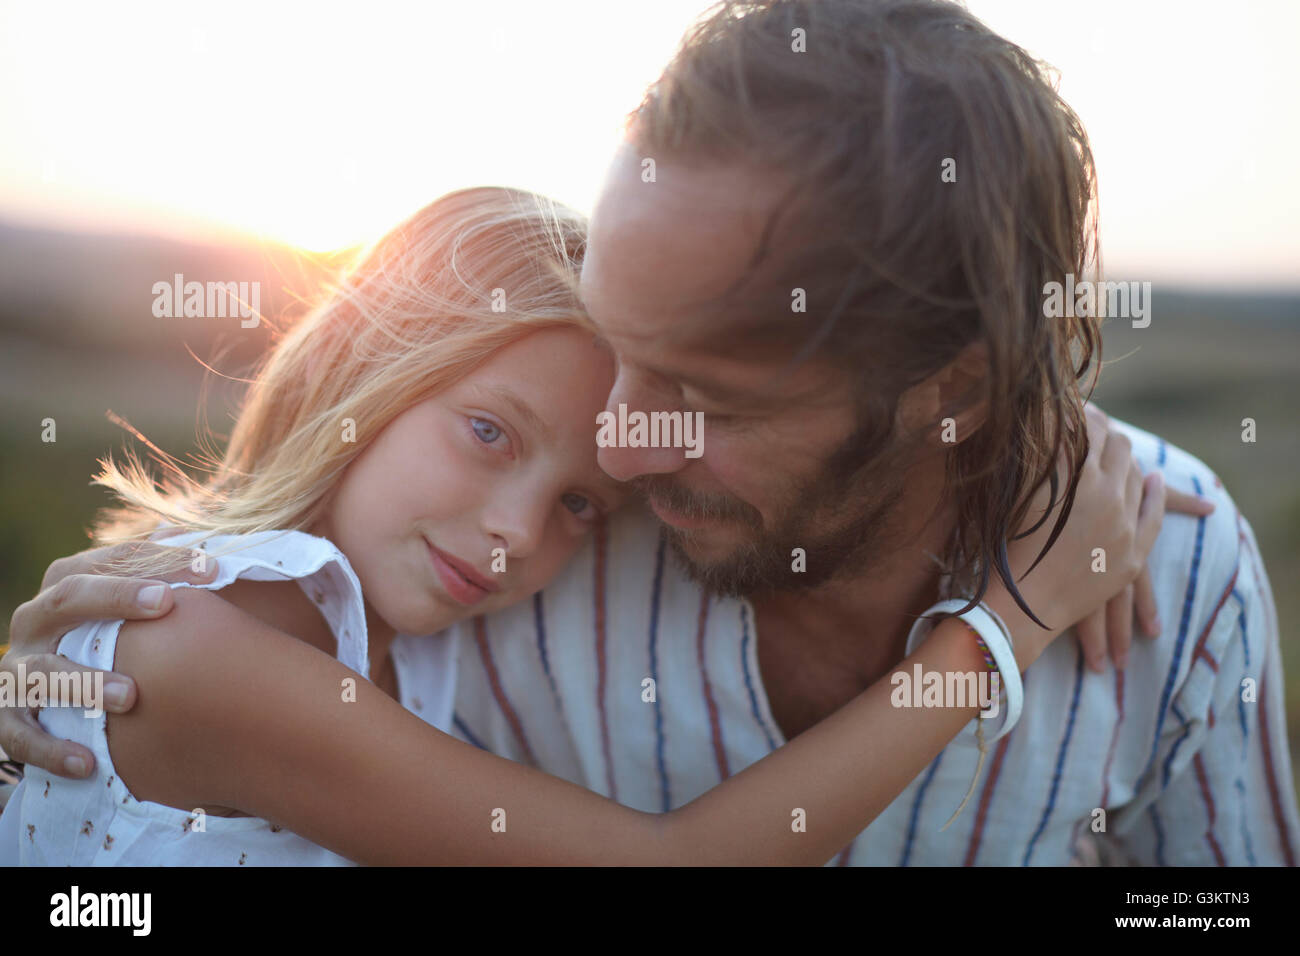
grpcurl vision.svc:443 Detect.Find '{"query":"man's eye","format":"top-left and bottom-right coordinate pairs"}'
top-left (470, 417), bottom-right (503, 444)
top-left (561, 492), bottom-right (596, 520)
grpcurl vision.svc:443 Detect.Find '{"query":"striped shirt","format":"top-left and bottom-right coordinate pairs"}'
top-left (448, 419), bottom-right (1299, 865)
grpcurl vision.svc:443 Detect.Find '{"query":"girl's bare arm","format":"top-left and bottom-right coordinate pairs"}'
top-left (108, 587), bottom-right (987, 866)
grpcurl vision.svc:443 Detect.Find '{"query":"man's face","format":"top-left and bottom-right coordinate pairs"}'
top-left (579, 144), bottom-right (918, 596)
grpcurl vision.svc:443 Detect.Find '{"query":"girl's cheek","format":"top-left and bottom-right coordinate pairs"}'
top-left (436, 422), bottom-right (492, 489)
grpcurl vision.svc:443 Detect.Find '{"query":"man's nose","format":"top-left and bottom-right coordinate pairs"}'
top-left (597, 367), bottom-right (693, 482)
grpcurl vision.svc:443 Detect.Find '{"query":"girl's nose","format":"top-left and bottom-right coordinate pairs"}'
top-left (481, 488), bottom-right (550, 562)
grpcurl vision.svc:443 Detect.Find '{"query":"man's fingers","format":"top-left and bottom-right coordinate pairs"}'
top-left (1105, 585), bottom-right (1134, 670)
top-left (10, 575), bottom-right (176, 654)
top-left (1133, 566), bottom-right (1161, 637)
top-left (1, 653), bottom-right (137, 711)
top-left (0, 709), bottom-right (97, 778)
top-left (1075, 608), bottom-right (1107, 674)
top-left (1166, 486), bottom-right (1216, 517)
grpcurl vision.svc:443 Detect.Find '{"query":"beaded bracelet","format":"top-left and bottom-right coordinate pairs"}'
top-left (959, 619), bottom-right (999, 672)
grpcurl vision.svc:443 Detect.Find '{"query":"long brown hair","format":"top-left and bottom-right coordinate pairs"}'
top-left (629, 0), bottom-right (1102, 620)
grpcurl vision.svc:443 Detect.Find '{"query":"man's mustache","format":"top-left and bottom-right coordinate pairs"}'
top-left (632, 475), bottom-right (763, 528)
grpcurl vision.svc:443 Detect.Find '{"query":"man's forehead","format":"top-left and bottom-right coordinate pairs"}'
top-left (579, 145), bottom-right (836, 402)
top-left (597, 142), bottom-right (781, 225)
top-left (581, 146), bottom-right (793, 320)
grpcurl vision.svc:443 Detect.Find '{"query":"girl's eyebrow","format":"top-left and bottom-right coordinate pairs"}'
top-left (470, 384), bottom-right (555, 442)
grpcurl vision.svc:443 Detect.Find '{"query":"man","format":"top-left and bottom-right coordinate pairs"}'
top-left (5, 0), bottom-right (1297, 864)
top-left (442, 0), bottom-right (1297, 865)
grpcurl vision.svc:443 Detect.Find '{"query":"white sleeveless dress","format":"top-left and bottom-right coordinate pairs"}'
top-left (0, 530), bottom-right (459, 866)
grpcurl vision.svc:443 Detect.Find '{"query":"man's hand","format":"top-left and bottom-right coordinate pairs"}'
top-left (1, 542), bottom-right (217, 778)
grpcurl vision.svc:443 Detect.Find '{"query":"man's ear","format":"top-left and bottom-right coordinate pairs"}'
top-left (896, 341), bottom-right (990, 448)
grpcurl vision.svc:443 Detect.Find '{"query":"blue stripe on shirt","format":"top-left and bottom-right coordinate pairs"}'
top-left (533, 592), bottom-right (563, 713)
top-left (1141, 474), bottom-right (1206, 788)
top-left (1231, 589), bottom-right (1251, 668)
top-left (453, 713), bottom-right (488, 751)
top-left (1023, 643), bottom-right (1086, 865)
top-left (739, 602), bottom-right (779, 752)
top-left (1231, 590), bottom-right (1251, 743)
top-left (1149, 804), bottom-right (1168, 865)
top-left (1235, 778), bottom-right (1258, 866)
top-left (900, 752), bottom-right (945, 866)
top-left (648, 534), bottom-right (671, 812)
top-left (1162, 706), bottom-right (1194, 789)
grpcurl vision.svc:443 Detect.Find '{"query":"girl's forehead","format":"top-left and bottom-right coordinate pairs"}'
top-left (475, 329), bottom-right (616, 404)
top-left (457, 328), bottom-right (622, 483)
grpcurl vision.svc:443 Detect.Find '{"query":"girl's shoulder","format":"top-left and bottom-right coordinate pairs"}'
top-left (142, 528), bottom-right (371, 675)
top-left (103, 568), bottom-right (366, 817)
top-left (19, 582), bottom-right (371, 865)
top-left (154, 528), bottom-right (349, 584)
top-left (94, 529), bottom-right (372, 816)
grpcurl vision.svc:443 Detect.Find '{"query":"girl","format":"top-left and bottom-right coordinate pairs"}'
top-left (1, 187), bottom-right (1163, 865)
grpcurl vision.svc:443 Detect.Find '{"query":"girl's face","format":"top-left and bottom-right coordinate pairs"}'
top-left (317, 325), bottom-right (627, 636)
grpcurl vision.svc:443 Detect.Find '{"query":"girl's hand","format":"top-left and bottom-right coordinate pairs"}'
top-left (1073, 407), bottom-right (1214, 672)
top-left (982, 405), bottom-right (1167, 671)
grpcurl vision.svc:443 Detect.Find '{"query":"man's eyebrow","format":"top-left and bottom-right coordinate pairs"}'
top-left (471, 384), bottom-right (555, 442)
top-left (627, 361), bottom-right (747, 400)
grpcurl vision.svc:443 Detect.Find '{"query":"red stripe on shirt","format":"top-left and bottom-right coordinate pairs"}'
top-left (593, 518), bottom-right (618, 801)
top-left (694, 591), bottom-right (730, 781)
top-left (474, 616), bottom-right (537, 765)
top-left (1238, 512), bottom-right (1275, 638)
top-left (1192, 565), bottom-right (1240, 674)
top-left (1257, 662), bottom-right (1297, 865)
top-left (963, 735), bottom-right (1012, 866)
top-left (1193, 749), bottom-right (1226, 866)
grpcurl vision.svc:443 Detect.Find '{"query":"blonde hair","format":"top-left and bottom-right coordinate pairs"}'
top-left (94, 187), bottom-right (589, 572)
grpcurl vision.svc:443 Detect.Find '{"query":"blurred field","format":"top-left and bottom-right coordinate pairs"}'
top-left (0, 222), bottom-right (1297, 797)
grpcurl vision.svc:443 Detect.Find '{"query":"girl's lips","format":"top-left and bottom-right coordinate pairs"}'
top-left (425, 541), bottom-right (495, 606)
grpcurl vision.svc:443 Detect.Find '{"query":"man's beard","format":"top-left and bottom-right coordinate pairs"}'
top-left (635, 427), bottom-right (913, 598)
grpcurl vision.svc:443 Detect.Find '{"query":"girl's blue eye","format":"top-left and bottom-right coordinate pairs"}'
top-left (561, 492), bottom-right (595, 519)
top-left (470, 417), bottom-right (502, 444)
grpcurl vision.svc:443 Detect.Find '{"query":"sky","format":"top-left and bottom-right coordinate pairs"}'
top-left (1, 0), bottom-right (1296, 289)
